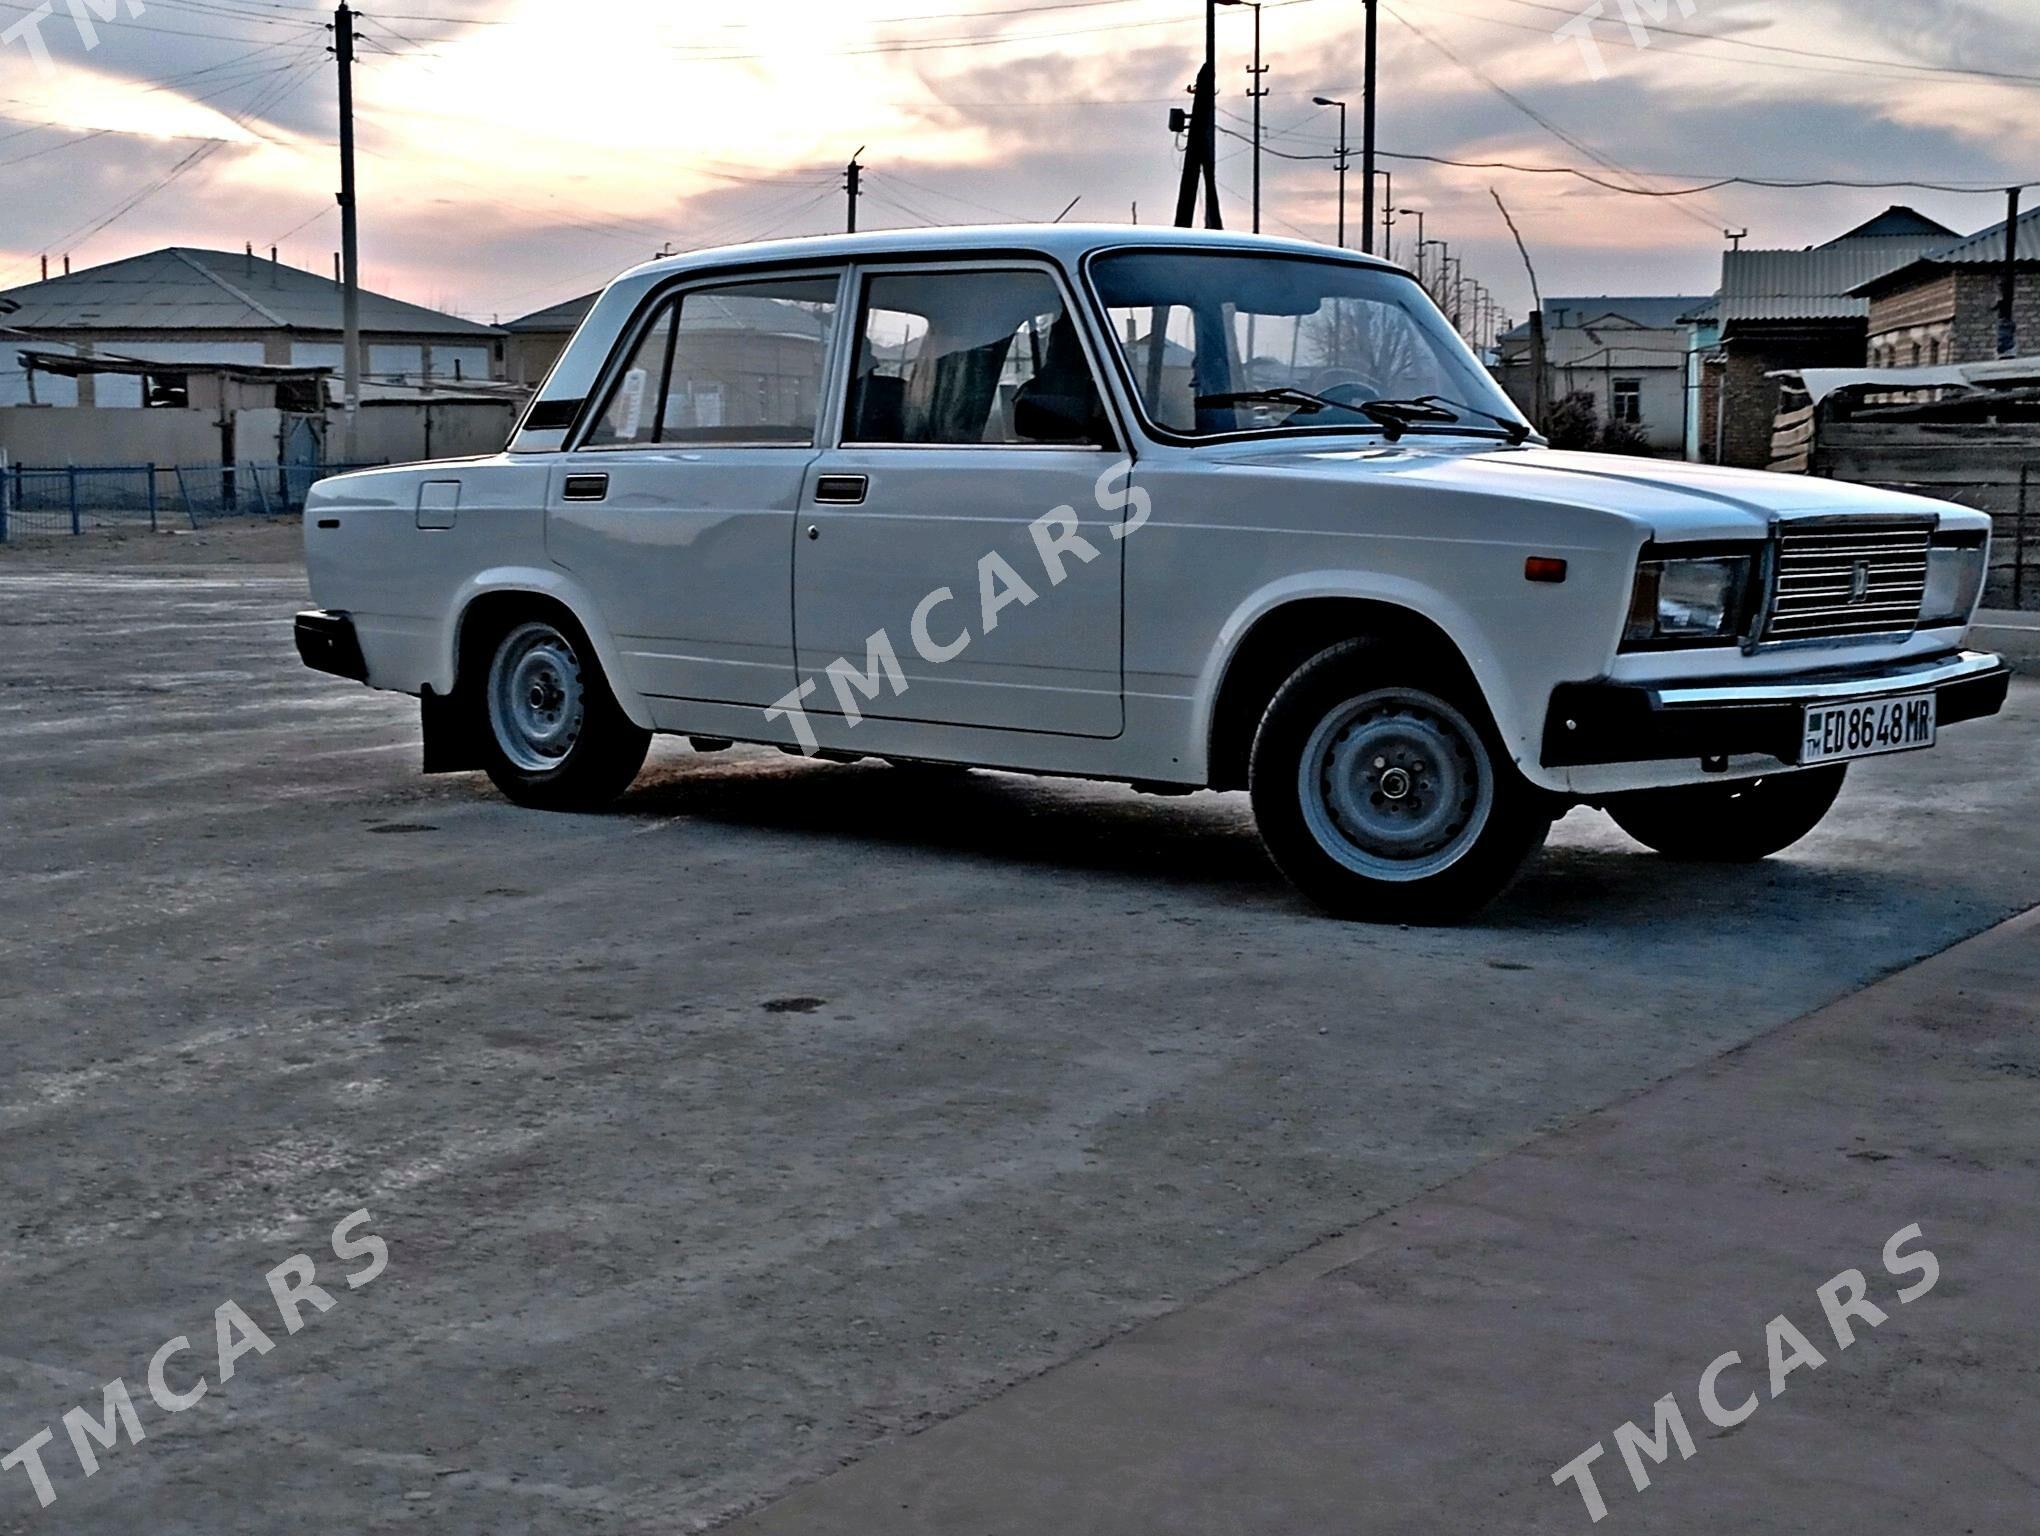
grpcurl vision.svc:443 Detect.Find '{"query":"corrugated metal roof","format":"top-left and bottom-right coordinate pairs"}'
top-left (1816, 206), bottom-right (1959, 245)
top-left (0, 248), bottom-right (500, 337)
top-left (1716, 237), bottom-right (1950, 324)
top-left (1845, 208), bottom-right (2040, 297)
top-left (508, 290), bottom-right (829, 340)
top-left (1539, 295), bottom-right (1711, 330)
top-left (1902, 206), bottom-right (2040, 267)
top-left (505, 292), bottom-right (598, 333)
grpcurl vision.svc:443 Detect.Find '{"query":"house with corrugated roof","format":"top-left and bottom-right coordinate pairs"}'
top-left (1852, 205), bottom-right (2040, 368)
top-left (504, 291), bottom-right (599, 389)
top-left (1693, 207), bottom-right (1959, 467)
top-left (1495, 296), bottom-right (1711, 456)
top-left (0, 250), bottom-right (523, 489)
top-left (0, 246), bottom-right (504, 410)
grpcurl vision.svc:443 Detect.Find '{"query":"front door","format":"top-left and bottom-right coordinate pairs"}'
top-left (794, 264), bottom-right (1126, 739)
top-left (545, 272), bottom-right (843, 707)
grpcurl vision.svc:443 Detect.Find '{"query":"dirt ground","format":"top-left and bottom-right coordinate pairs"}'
top-left (2, 521), bottom-right (2036, 1533)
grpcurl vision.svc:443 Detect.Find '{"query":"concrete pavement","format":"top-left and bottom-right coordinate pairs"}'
top-left (728, 907), bottom-right (2040, 1535)
top-left (1973, 609), bottom-right (2040, 673)
top-left (1, 525), bottom-right (2036, 1533)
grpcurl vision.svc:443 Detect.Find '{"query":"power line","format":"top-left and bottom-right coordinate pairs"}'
top-left (0, 0), bottom-right (319, 43)
top-left (1, 51), bottom-right (325, 284)
top-left (1472, 0), bottom-right (2040, 90)
top-left (1381, 0), bottom-right (1731, 236)
top-left (1212, 123), bottom-right (2040, 195)
top-left (867, 169), bottom-right (1031, 221)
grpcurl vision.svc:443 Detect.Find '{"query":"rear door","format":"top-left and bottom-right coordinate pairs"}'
top-left (793, 262), bottom-right (1126, 738)
top-left (545, 271), bottom-right (845, 707)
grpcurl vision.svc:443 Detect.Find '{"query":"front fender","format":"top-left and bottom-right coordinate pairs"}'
top-left (1193, 568), bottom-right (1605, 790)
top-left (442, 566), bottom-right (655, 730)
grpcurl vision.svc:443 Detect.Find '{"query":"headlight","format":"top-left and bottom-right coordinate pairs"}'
top-left (1622, 554), bottom-right (1755, 649)
top-left (1921, 537), bottom-right (1988, 627)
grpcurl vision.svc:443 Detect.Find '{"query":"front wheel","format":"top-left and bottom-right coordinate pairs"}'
top-left (1248, 640), bottom-right (1553, 923)
top-left (1605, 767), bottom-right (1846, 862)
top-left (479, 616), bottom-right (650, 810)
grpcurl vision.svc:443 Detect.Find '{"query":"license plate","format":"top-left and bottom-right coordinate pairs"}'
top-left (1800, 692), bottom-right (1937, 765)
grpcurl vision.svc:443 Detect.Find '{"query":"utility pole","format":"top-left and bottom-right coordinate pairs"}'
top-left (1998, 186), bottom-right (2021, 359)
top-left (1313, 96), bottom-right (1349, 247)
top-left (1424, 238), bottom-right (1449, 305)
top-left (1174, 0), bottom-right (1228, 228)
top-left (333, 2), bottom-right (360, 460)
top-left (845, 148), bottom-right (864, 234)
top-left (1403, 208), bottom-right (1436, 283)
top-left (1245, 0), bottom-right (1266, 234)
top-left (1360, 0), bottom-right (1378, 254)
top-left (1492, 188), bottom-right (1548, 434)
top-left (1380, 172), bottom-right (1394, 263)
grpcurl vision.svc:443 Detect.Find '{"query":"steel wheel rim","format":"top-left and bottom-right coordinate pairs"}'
top-left (1297, 688), bottom-right (1494, 882)
top-left (487, 622), bottom-right (586, 774)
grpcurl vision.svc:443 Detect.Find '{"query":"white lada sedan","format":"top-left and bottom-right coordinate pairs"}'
top-left (297, 226), bottom-right (2009, 921)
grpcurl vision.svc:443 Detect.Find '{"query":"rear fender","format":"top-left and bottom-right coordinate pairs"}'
top-left (440, 566), bottom-right (654, 730)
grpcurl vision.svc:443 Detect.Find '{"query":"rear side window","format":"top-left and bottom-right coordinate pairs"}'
top-left (846, 269), bottom-right (1110, 447)
top-left (584, 276), bottom-right (840, 448)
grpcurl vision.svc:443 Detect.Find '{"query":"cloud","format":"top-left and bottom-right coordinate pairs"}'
top-left (3, 0), bottom-right (2037, 322)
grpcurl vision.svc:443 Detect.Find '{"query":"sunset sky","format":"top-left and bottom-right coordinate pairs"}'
top-left (3, 0), bottom-right (2037, 325)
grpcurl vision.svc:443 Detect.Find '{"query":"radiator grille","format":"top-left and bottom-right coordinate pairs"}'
top-left (1762, 524), bottom-right (1930, 643)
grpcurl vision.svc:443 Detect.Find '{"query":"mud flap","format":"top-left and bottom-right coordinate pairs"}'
top-left (420, 686), bottom-right (489, 774)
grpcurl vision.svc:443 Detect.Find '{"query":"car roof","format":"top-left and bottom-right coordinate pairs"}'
top-left (614, 224), bottom-right (1403, 284)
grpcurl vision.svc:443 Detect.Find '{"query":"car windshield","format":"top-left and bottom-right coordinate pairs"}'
top-left (1089, 249), bottom-right (1529, 441)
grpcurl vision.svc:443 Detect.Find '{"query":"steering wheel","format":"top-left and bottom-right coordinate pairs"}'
top-left (1312, 377), bottom-right (1386, 408)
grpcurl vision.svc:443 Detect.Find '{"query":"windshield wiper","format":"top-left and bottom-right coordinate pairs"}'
top-left (1194, 386), bottom-right (1430, 440)
top-left (1194, 386), bottom-right (1348, 416)
top-left (1366, 394), bottom-right (1533, 444)
top-left (1193, 386), bottom-right (1519, 443)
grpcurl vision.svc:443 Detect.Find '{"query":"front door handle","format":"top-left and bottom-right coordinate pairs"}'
top-left (813, 474), bottom-right (867, 506)
top-left (562, 472), bottom-right (609, 502)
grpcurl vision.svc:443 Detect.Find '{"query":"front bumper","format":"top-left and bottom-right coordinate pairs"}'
top-left (1543, 649), bottom-right (2011, 768)
top-left (294, 609), bottom-right (369, 683)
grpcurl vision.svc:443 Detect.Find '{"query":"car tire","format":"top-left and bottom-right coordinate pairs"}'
top-left (1605, 766), bottom-right (1847, 862)
top-left (1248, 639), bottom-right (1553, 923)
top-left (478, 614), bottom-right (650, 811)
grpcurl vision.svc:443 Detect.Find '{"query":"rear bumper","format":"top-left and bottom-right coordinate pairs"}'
top-left (294, 609), bottom-right (369, 683)
top-left (1543, 649), bottom-right (2012, 768)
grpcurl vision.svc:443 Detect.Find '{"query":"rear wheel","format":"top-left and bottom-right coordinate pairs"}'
top-left (479, 616), bottom-right (649, 810)
top-left (1606, 767), bottom-right (1846, 862)
top-left (1248, 640), bottom-right (1553, 923)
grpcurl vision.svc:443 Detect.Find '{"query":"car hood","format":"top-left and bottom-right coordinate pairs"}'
top-left (1217, 441), bottom-right (1976, 542)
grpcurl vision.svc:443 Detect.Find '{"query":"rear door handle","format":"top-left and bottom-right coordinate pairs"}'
top-left (562, 472), bottom-right (609, 502)
top-left (813, 474), bottom-right (868, 506)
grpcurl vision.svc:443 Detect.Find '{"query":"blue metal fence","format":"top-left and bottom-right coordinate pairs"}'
top-left (0, 462), bottom-right (386, 541)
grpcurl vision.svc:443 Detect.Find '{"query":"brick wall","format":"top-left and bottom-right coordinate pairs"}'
top-left (1947, 270), bottom-right (2040, 362)
top-left (1697, 356), bottom-right (1723, 462)
top-left (1716, 326), bottom-right (1868, 470)
top-left (1869, 273), bottom-right (1957, 338)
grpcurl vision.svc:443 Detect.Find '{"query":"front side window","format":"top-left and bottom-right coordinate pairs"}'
top-left (846, 269), bottom-right (1110, 447)
top-left (585, 276), bottom-right (839, 448)
top-left (1089, 249), bottom-right (1527, 441)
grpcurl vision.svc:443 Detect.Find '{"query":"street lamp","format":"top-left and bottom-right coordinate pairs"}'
top-left (1312, 95), bottom-right (1349, 248)
top-left (1399, 207), bottom-right (1426, 282)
